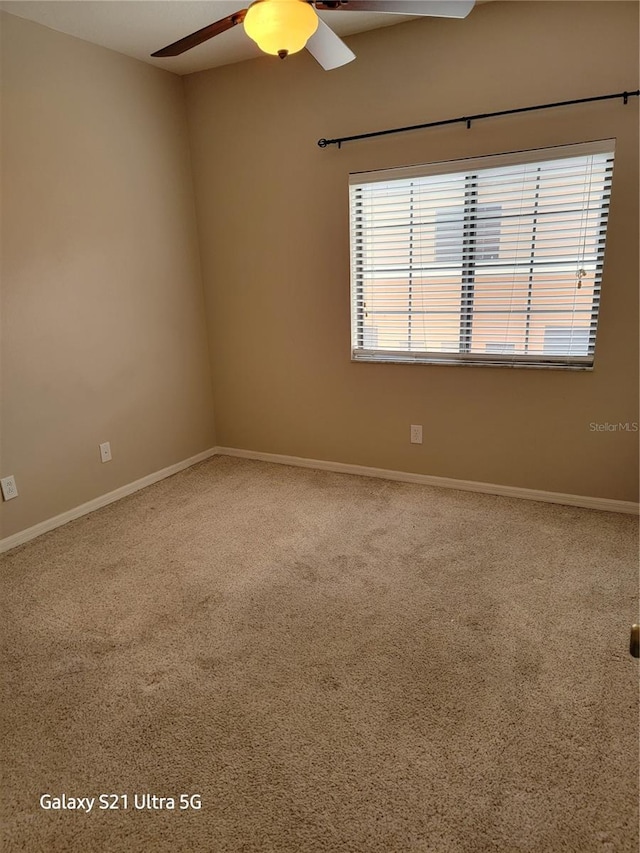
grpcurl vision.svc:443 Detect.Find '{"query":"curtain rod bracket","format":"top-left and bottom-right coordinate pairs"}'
top-left (466, 118), bottom-right (472, 129)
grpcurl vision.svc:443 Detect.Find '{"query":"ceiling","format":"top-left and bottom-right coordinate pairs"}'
top-left (0, 0), bottom-right (456, 76)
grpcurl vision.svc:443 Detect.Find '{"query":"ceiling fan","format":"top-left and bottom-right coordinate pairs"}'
top-left (151, 0), bottom-right (475, 70)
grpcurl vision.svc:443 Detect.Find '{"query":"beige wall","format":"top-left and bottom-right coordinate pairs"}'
top-left (184, 1), bottom-right (639, 502)
top-left (0, 13), bottom-right (216, 538)
top-left (1, 3), bottom-right (638, 543)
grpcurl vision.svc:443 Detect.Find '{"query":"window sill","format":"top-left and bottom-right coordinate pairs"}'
top-left (351, 351), bottom-right (594, 370)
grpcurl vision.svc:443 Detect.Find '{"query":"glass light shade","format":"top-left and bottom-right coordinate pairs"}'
top-left (244, 0), bottom-right (318, 57)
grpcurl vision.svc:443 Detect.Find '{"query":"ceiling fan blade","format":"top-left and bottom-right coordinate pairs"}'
top-left (306, 18), bottom-right (356, 70)
top-left (315, 1), bottom-right (474, 18)
top-left (151, 10), bottom-right (247, 57)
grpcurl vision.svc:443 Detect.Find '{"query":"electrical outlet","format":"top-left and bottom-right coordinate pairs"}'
top-left (410, 424), bottom-right (423, 445)
top-left (99, 442), bottom-right (112, 463)
top-left (1, 475), bottom-right (18, 501)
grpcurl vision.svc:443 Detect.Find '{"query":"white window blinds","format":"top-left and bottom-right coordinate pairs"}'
top-left (349, 140), bottom-right (615, 368)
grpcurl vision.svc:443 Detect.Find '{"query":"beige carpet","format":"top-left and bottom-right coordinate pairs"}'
top-left (1, 455), bottom-right (638, 853)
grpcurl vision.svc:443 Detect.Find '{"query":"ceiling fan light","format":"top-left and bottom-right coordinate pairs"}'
top-left (244, 0), bottom-right (318, 57)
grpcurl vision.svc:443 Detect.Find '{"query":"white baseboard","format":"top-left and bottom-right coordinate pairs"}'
top-left (216, 447), bottom-right (640, 516)
top-left (0, 448), bottom-right (218, 554)
top-left (2, 444), bottom-right (636, 553)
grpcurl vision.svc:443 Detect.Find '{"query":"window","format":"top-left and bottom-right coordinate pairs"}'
top-left (543, 327), bottom-right (591, 356)
top-left (435, 204), bottom-right (501, 263)
top-left (349, 140), bottom-right (615, 368)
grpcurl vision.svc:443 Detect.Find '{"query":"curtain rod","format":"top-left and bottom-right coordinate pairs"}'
top-left (317, 89), bottom-right (640, 149)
